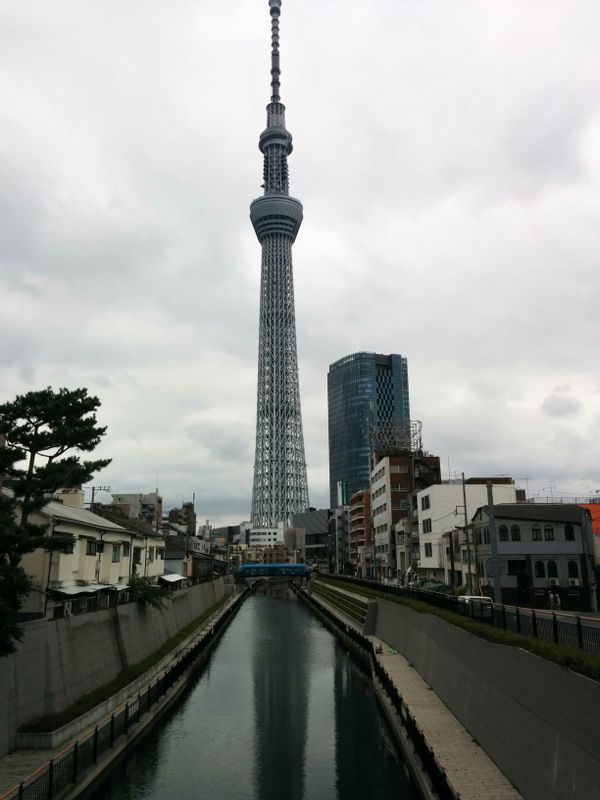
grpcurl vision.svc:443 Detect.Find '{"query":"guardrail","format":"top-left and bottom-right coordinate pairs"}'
top-left (1, 591), bottom-right (246, 800)
top-left (323, 575), bottom-right (600, 655)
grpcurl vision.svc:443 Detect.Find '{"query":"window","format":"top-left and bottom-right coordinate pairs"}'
top-left (534, 561), bottom-right (545, 578)
top-left (86, 540), bottom-right (97, 556)
top-left (547, 560), bottom-right (558, 578)
top-left (532, 526), bottom-right (542, 541)
top-left (510, 525), bottom-right (521, 541)
top-left (568, 561), bottom-right (579, 578)
top-left (133, 547), bottom-right (143, 565)
top-left (123, 543), bottom-right (130, 557)
top-left (112, 544), bottom-right (121, 563)
top-left (422, 518), bottom-right (432, 533)
top-left (499, 525), bottom-right (508, 541)
top-left (148, 547), bottom-right (155, 562)
top-left (421, 495), bottom-right (430, 511)
top-left (565, 524), bottom-right (575, 541)
top-left (424, 543), bottom-right (433, 557)
top-left (507, 560), bottom-right (527, 576)
top-left (484, 527), bottom-right (490, 544)
top-left (544, 525), bottom-right (554, 541)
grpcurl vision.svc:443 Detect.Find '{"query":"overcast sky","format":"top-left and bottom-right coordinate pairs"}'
top-left (1, 0), bottom-right (599, 525)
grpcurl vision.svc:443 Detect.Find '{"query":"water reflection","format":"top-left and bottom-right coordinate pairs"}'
top-left (252, 584), bottom-right (310, 799)
top-left (86, 588), bottom-right (418, 800)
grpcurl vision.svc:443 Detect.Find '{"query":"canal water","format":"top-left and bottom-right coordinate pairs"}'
top-left (89, 587), bottom-right (419, 800)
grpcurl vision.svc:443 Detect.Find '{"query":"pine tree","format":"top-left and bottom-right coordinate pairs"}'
top-left (0, 387), bottom-right (111, 655)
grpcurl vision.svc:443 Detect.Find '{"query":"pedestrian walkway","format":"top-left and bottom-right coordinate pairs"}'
top-left (0, 750), bottom-right (59, 797)
top-left (310, 583), bottom-right (522, 800)
top-left (372, 637), bottom-right (522, 800)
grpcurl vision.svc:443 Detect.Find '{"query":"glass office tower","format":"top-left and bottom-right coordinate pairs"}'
top-left (327, 353), bottom-right (411, 508)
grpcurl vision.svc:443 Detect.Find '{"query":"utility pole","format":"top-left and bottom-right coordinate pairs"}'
top-left (487, 482), bottom-right (502, 603)
top-left (88, 485), bottom-right (111, 513)
top-left (447, 530), bottom-right (456, 589)
top-left (462, 473), bottom-right (473, 594)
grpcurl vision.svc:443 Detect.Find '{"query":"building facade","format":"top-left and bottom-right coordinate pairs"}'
top-left (414, 479), bottom-right (518, 586)
top-left (327, 352), bottom-right (410, 507)
top-left (291, 509), bottom-right (330, 570)
top-left (472, 503), bottom-right (595, 610)
top-left (349, 490), bottom-right (372, 577)
top-left (370, 451), bottom-right (441, 578)
top-left (20, 495), bottom-right (164, 619)
top-left (250, 0), bottom-right (309, 528)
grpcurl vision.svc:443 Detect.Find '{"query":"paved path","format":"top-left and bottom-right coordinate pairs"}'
top-left (313, 582), bottom-right (523, 799)
top-left (0, 749), bottom-right (58, 797)
top-left (372, 637), bottom-right (522, 799)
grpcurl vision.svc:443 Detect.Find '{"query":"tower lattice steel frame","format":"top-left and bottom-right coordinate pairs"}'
top-left (250, 0), bottom-right (309, 528)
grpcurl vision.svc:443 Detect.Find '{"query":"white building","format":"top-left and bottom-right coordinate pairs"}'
top-left (414, 480), bottom-right (518, 585)
top-left (249, 522), bottom-right (285, 547)
top-left (20, 491), bottom-right (165, 618)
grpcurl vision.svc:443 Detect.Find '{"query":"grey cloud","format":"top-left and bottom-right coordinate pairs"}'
top-left (541, 394), bottom-right (582, 418)
top-left (1, 0), bottom-right (600, 524)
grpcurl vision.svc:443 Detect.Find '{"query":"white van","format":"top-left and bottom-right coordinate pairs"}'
top-left (457, 595), bottom-right (494, 618)
top-left (458, 595), bottom-right (493, 606)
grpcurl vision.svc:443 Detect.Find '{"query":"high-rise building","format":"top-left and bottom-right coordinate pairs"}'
top-left (327, 352), bottom-right (411, 507)
top-left (250, 0), bottom-right (309, 529)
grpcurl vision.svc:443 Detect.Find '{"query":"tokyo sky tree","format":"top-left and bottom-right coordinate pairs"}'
top-left (250, 0), bottom-right (309, 527)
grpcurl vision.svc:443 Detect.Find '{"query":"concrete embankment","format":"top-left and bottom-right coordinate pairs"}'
top-left (308, 578), bottom-right (600, 800)
top-left (299, 580), bottom-right (522, 800)
top-left (0, 579), bottom-right (227, 758)
top-left (0, 585), bottom-right (248, 800)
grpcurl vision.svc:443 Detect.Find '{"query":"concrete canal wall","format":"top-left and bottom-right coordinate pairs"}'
top-left (0, 579), bottom-right (225, 758)
top-left (375, 598), bottom-right (600, 800)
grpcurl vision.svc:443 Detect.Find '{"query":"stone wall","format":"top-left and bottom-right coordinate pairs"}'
top-left (375, 598), bottom-right (600, 800)
top-left (0, 579), bottom-right (225, 757)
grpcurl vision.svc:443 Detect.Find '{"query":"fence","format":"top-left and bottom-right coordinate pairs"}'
top-left (322, 575), bottom-right (600, 655)
top-left (1, 591), bottom-right (246, 800)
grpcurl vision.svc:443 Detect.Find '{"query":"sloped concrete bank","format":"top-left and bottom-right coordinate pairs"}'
top-left (374, 597), bottom-right (600, 800)
top-left (0, 579), bottom-right (229, 758)
top-left (0, 587), bottom-right (249, 800)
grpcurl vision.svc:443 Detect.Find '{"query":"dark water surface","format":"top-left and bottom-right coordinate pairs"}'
top-left (89, 587), bottom-right (418, 800)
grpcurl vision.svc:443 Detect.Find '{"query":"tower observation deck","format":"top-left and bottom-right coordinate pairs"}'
top-left (250, 0), bottom-right (309, 528)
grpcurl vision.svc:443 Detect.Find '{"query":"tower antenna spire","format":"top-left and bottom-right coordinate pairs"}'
top-left (249, 0), bottom-right (309, 530)
top-left (269, 0), bottom-right (282, 102)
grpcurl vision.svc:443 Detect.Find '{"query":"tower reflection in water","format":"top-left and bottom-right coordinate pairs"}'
top-left (252, 584), bottom-right (310, 800)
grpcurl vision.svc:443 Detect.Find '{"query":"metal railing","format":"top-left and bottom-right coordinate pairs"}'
top-left (1, 592), bottom-right (246, 800)
top-left (322, 575), bottom-right (600, 655)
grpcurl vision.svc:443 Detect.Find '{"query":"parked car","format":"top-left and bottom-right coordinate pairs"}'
top-left (457, 595), bottom-right (494, 618)
top-left (458, 595), bottom-right (493, 605)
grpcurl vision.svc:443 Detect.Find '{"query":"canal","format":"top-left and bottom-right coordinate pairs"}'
top-left (88, 586), bottom-right (419, 800)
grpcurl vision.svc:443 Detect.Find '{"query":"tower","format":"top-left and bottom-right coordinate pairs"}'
top-left (327, 353), bottom-right (411, 507)
top-left (250, 0), bottom-right (309, 528)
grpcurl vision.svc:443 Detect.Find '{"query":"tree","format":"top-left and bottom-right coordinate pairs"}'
top-left (128, 575), bottom-right (168, 610)
top-left (0, 387), bottom-right (111, 655)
